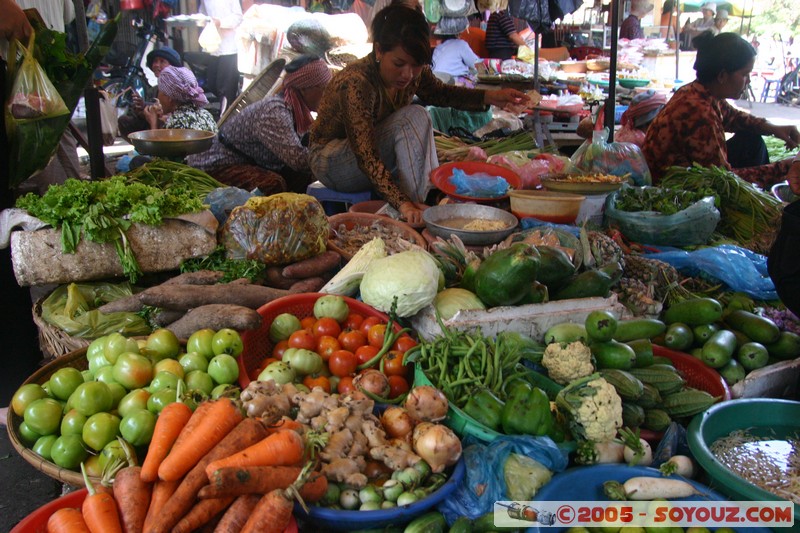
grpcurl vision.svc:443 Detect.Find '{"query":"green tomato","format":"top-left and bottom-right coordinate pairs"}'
top-left (210, 384), bottom-right (241, 399)
top-left (283, 348), bottom-right (323, 376)
top-left (269, 313), bottom-right (302, 343)
top-left (104, 333), bottom-right (139, 365)
top-left (99, 439), bottom-right (136, 472)
top-left (87, 336), bottom-right (107, 361)
top-left (18, 421), bottom-right (42, 444)
top-left (51, 434), bottom-right (89, 469)
top-left (179, 352), bottom-right (208, 374)
top-left (11, 383), bottom-right (48, 416)
top-left (60, 408), bottom-right (88, 436)
top-left (148, 371), bottom-right (180, 393)
top-left (147, 387), bottom-right (179, 414)
top-left (145, 328), bottom-right (181, 362)
top-left (83, 455), bottom-right (103, 478)
top-left (184, 370), bottom-right (215, 396)
top-left (154, 358), bottom-right (185, 379)
top-left (118, 388), bottom-right (151, 418)
top-left (186, 328), bottom-right (216, 358)
top-left (207, 354), bottom-right (240, 385)
top-left (87, 347), bottom-right (112, 377)
top-left (32, 434), bottom-right (59, 461)
top-left (81, 370), bottom-right (93, 382)
top-left (112, 352), bottom-right (154, 390)
top-left (49, 367), bottom-right (85, 401)
top-left (69, 381), bottom-right (113, 417)
top-left (313, 295), bottom-right (349, 322)
top-left (94, 365), bottom-right (118, 385)
top-left (107, 382), bottom-right (127, 410)
top-left (120, 409), bottom-right (157, 447)
top-left (257, 361), bottom-right (296, 385)
top-left (212, 329), bottom-right (243, 357)
top-left (23, 398), bottom-right (63, 436)
top-left (83, 412), bottom-right (121, 451)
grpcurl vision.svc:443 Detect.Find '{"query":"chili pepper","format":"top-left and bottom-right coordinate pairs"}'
top-left (462, 389), bottom-right (505, 431)
top-left (500, 380), bottom-right (553, 436)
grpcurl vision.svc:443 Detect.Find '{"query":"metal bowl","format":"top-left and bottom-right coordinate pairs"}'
top-left (423, 204), bottom-right (518, 246)
top-left (128, 129), bottom-right (215, 157)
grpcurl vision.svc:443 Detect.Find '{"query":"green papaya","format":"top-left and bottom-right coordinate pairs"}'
top-left (552, 268), bottom-right (614, 301)
top-left (474, 243), bottom-right (539, 307)
top-left (517, 280), bottom-right (549, 305)
top-left (535, 245), bottom-right (576, 286)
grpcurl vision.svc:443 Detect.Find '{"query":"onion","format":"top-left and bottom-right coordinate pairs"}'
top-left (411, 422), bottom-right (462, 473)
top-left (381, 406), bottom-right (415, 440)
top-left (353, 369), bottom-right (390, 398)
top-left (404, 386), bottom-right (449, 423)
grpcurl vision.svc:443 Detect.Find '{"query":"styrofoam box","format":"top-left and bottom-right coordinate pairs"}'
top-left (411, 294), bottom-right (630, 342)
top-left (730, 358), bottom-right (800, 400)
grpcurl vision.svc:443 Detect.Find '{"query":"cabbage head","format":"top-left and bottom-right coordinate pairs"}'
top-left (360, 250), bottom-right (441, 317)
top-left (433, 287), bottom-right (485, 320)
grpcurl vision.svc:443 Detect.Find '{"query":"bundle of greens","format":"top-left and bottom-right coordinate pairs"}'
top-left (16, 176), bottom-right (206, 283)
top-left (125, 160), bottom-right (225, 199)
top-left (613, 185), bottom-right (718, 215)
top-left (180, 246), bottom-right (266, 283)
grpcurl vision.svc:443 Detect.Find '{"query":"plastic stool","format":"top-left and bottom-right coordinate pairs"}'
top-left (761, 78), bottom-right (781, 102)
top-left (306, 181), bottom-right (373, 216)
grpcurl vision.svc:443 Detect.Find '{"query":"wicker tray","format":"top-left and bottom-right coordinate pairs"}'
top-left (7, 348), bottom-right (97, 487)
top-left (327, 212), bottom-right (427, 261)
top-left (32, 299), bottom-right (92, 360)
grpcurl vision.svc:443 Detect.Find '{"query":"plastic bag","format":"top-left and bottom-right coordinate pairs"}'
top-left (437, 435), bottom-right (569, 523)
top-left (450, 168), bottom-right (510, 198)
top-left (198, 22), bottom-right (221, 53)
top-left (604, 186), bottom-right (720, 247)
top-left (7, 36), bottom-right (69, 121)
top-left (645, 244), bottom-right (778, 301)
top-left (571, 129), bottom-right (652, 186)
top-left (98, 90), bottom-right (120, 146)
top-left (205, 186), bottom-right (256, 226)
top-left (221, 192), bottom-right (329, 266)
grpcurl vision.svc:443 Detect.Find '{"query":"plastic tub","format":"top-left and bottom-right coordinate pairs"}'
top-left (508, 190), bottom-right (585, 224)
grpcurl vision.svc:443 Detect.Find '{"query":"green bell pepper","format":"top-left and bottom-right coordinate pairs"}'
top-left (462, 388), bottom-right (505, 431)
top-left (500, 379), bottom-right (553, 436)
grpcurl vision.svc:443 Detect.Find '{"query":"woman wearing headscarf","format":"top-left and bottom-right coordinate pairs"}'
top-left (119, 47), bottom-right (183, 139)
top-left (642, 32), bottom-right (800, 188)
top-left (144, 65), bottom-right (217, 132)
top-left (187, 56), bottom-right (332, 194)
top-left (615, 90), bottom-right (666, 147)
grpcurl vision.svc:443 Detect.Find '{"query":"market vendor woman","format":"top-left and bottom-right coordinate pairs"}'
top-left (308, 4), bottom-right (528, 226)
top-left (643, 32), bottom-right (800, 189)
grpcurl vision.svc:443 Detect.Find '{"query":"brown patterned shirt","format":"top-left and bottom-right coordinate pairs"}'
top-left (309, 53), bottom-right (488, 208)
top-left (643, 81), bottom-right (790, 188)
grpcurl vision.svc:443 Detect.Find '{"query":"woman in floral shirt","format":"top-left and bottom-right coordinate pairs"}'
top-left (643, 32), bottom-right (799, 189)
top-left (144, 66), bottom-right (217, 133)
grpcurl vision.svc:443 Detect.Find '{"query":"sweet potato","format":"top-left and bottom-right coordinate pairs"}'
top-left (264, 267), bottom-right (296, 290)
top-left (162, 270), bottom-right (226, 286)
top-left (289, 277), bottom-right (326, 293)
top-left (281, 251), bottom-right (341, 279)
top-left (166, 304), bottom-right (262, 339)
top-left (139, 283), bottom-right (291, 311)
top-left (153, 309), bottom-right (186, 327)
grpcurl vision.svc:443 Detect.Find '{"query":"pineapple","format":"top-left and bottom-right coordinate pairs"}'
top-left (429, 234), bottom-right (480, 287)
top-left (623, 254), bottom-right (679, 301)
top-left (579, 226), bottom-right (625, 269)
top-left (616, 277), bottom-right (663, 318)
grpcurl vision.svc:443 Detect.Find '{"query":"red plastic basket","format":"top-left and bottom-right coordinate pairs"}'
top-left (237, 293), bottom-right (401, 387)
top-left (430, 161), bottom-right (522, 203)
top-left (639, 345), bottom-right (731, 443)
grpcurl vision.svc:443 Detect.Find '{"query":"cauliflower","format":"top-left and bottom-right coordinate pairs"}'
top-left (541, 341), bottom-right (594, 385)
top-left (555, 374), bottom-right (622, 443)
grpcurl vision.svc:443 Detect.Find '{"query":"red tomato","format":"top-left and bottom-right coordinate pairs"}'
top-left (272, 340), bottom-right (290, 360)
top-left (367, 324), bottom-right (387, 348)
top-left (312, 317), bottom-right (342, 339)
top-left (338, 330), bottom-right (367, 352)
top-left (354, 345), bottom-right (380, 367)
top-left (303, 375), bottom-right (331, 393)
top-left (387, 375), bottom-right (410, 399)
top-left (382, 350), bottom-right (409, 377)
top-left (316, 335), bottom-right (341, 362)
top-left (392, 335), bottom-right (418, 354)
top-left (359, 316), bottom-right (383, 338)
top-left (300, 316), bottom-right (316, 331)
top-left (337, 376), bottom-right (355, 394)
top-left (343, 312), bottom-right (364, 331)
top-left (288, 329), bottom-right (317, 351)
top-left (328, 350), bottom-right (357, 377)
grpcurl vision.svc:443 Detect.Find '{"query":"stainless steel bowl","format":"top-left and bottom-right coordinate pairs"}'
top-left (423, 203), bottom-right (518, 246)
top-left (128, 129), bottom-right (215, 157)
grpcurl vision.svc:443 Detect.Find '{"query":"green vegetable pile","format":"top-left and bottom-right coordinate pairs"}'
top-left (16, 176), bottom-right (207, 283)
top-left (180, 246), bottom-right (266, 283)
top-left (126, 160), bottom-right (224, 199)
top-left (613, 186), bottom-right (717, 215)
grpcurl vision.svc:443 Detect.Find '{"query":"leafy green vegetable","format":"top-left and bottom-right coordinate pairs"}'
top-left (126, 160), bottom-right (225, 199)
top-left (180, 246), bottom-right (266, 283)
top-left (613, 185), bottom-right (717, 215)
top-left (16, 176), bottom-right (206, 283)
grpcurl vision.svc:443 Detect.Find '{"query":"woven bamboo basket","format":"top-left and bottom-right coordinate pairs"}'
top-left (7, 348), bottom-right (98, 487)
top-left (32, 299), bottom-right (92, 360)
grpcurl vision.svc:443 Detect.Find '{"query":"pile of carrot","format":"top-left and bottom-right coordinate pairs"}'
top-left (45, 397), bottom-right (328, 533)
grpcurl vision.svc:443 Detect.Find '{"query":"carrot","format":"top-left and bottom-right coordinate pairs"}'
top-left (112, 466), bottom-right (152, 533)
top-left (81, 463), bottom-right (122, 533)
top-left (204, 429), bottom-right (304, 480)
top-left (140, 400), bottom-right (193, 483)
top-left (213, 494), bottom-right (261, 533)
top-left (142, 478), bottom-right (180, 533)
top-left (47, 508), bottom-right (90, 533)
top-left (171, 496), bottom-right (235, 533)
top-left (240, 463), bottom-right (315, 533)
top-left (158, 398), bottom-right (244, 482)
top-left (265, 417), bottom-right (304, 435)
top-left (198, 465), bottom-right (328, 501)
top-left (148, 417), bottom-right (268, 533)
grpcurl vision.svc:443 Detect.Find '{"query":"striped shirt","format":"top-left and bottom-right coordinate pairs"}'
top-left (485, 11), bottom-right (518, 60)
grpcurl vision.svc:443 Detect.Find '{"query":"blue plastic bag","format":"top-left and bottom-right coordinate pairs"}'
top-left (450, 168), bottom-right (509, 198)
top-left (646, 244), bottom-right (777, 301)
top-left (204, 186), bottom-right (256, 226)
top-left (437, 435), bottom-right (569, 524)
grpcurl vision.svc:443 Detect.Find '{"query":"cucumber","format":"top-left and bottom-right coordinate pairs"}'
top-left (765, 330), bottom-right (800, 360)
top-left (723, 309), bottom-right (781, 345)
top-left (592, 340), bottom-right (637, 370)
top-left (700, 329), bottom-right (738, 369)
top-left (663, 322), bottom-right (694, 351)
top-left (626, 338), bottom-right (654, 368)
top-left (543, 322), bottom-right (588, 344)
top-left (662, 297), bottom-right (723, 326)
top-left (692, 323), bottom-right (720, 346)
top-left (522, 369), bottom-right (564, 400)
top-left (404, 511), bottom-right (447, 533)
top-left (448, 516), bottom-right (473, 533)
top-left (471, 512), bottom-right (518, 532)
top-left (613, 318), bottom-right (667, 342)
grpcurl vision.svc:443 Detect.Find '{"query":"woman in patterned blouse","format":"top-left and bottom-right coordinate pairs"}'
top-left (309, 4), bottom-right (528, 225)
top-left (144, 66), bottom-right (218, 133)
top-left (643, 32), bottom-right (800, 189)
